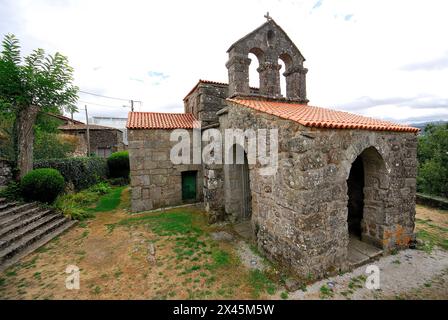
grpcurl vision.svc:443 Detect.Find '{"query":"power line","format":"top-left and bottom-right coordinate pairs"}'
top-left (79, 90), bottom-right (131, 102)
top-left (79, 90), bottom-right (142, 112)
top-left (78, 100), bottom-right (127, 108)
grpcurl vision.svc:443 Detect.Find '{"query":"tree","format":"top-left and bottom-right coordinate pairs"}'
top-left (417, 123), bottom-right (448, 198)
top-left (0, 34), bottom-right (78, 178)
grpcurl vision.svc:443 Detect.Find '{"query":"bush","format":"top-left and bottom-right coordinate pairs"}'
top-left (107, 151), bottom-right (129, 179)
top-left (21, 168), bottom-right (65, 203)
top-left (0, 181), bottom-right (22, 201)
top-left (34, 157), bottom-right (108, 191)
top-left (53, 182), bottom-right (113, 220)
top-left (34, 131), bottom-right (76, 160)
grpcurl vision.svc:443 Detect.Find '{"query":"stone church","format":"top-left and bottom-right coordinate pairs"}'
top-left (127, 18), bottom-right (419, 277)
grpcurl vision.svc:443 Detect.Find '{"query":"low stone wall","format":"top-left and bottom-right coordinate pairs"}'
top-left (217, 103), bottom-right (418, 279)
top-left (0, 159), bottom-right (13, 188)
top-left (128, 129), bottom-right (203, 213)
top-left (416, 193), bottom-right (448, 210)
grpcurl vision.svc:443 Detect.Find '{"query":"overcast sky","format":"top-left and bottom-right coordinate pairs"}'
top-left (1, 0), bottom-right (447, 124)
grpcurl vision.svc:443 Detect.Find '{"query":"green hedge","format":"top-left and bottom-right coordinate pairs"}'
top-left (21, 168), bottom-right (65, 203)
top-left (107, 151), bottom-right (130, 179)
top-left (34, 157), bottom-right (108, 191)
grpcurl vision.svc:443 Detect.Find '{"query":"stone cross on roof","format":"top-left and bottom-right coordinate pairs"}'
top-left (264, 12), bottom-right (272, 21)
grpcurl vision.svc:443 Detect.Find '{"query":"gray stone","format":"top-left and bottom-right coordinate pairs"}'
top-left (284, 278), bottom-right (301, 292)
top-left (210, 231), bottom-right (234, 242)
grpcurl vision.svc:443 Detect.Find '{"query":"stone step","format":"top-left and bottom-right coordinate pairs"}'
top-left (0, 219), bottom-right (76, 273)
top-left (0, 197), bottom-right (6, 204)
top-left (0, 216), bottom-right (71, 266)
top-left (0, 211), bottom-right (58, 249)
top-left (0, 206), bottom-right (45, 229)
top-left (0, 201), bottom-right (18, 212)
top-left (0, 209), bottom-right (54, 239)
top-left (0, 202), bottom-right (38, 220)
top-left (348, 236), bottom-right (383, 269)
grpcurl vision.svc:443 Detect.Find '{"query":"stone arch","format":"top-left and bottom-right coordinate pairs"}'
top-left (248, 48), bottom-right (265, 89)
top-left (346, 146), bottom-right (389, 248)
top-left (226, 20), bottom-right (307, 101)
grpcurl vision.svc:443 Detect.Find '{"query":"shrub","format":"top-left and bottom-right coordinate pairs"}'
top-left (34, 131), bottom-right (76, 160)
top-left (88, 181), bottom-right (112, 195)
top-left (0, 181), bottom-right (22, 201)
top-left (34, 157), bottom-right (108, 191)
top-left (53, 196), bottom-right (93, 221)
top-left (21, 168), bottom-right (65, 203)
top-left (107, 151), bottom-right (130, 179)
top-left (53, 182), bottom-right (112, 220)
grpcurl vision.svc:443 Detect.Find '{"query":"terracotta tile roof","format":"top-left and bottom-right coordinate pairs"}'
top-left (126, 112), bottom-right (198, 129)
top-left (227, 98), bottom-right (419, 133)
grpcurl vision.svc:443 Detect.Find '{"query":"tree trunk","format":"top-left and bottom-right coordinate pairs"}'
top-left (16, 105), bottom-right (39, 179)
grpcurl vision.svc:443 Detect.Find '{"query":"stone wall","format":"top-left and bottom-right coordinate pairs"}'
top-left (219, 103), bottom-right (418, 279)
top-left (226, 20), bottom-right (308, 102)
top-left (184, 83), bottom-right (228, 126)
top-left (184, 82), bottom-right (259, 126)
top-left (128, 128), bottom-right (203, 213)
top-left (61, 129), bottom-right (124, 157)
top-left (0, 159), bottom-right (13, 188)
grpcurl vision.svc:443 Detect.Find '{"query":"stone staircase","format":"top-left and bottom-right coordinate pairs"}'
top-left (0, 197), bottom-right (76, 272)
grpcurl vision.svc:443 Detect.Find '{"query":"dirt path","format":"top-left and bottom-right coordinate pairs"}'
top-left (285, 249), bottom-right (448, 300)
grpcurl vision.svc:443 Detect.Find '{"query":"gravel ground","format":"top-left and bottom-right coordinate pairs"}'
top-left (284, 248), bottom-right (448, 300)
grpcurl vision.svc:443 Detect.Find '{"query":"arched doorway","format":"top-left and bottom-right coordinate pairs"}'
top-left (346, 147), bottom-right (387, 266)
top-left (224, 144), bottom-right (252, 221)
top-left (347, 156), bottom-right (364, 238)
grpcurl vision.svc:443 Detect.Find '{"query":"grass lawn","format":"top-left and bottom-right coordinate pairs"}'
top-left (0, 187), bottom-right (280, 300)
top-left (88, 186), bottom-right (126, 213)
top-left (0, 189), bottom-right (446, 300)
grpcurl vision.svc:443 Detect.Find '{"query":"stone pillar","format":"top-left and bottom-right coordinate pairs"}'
top-left (284, 66), bottom-right (308, 101)
top-left (226, 54), bottom-right (251, 97)
top-left (258, 61), bottom-right (281, 97)
top-left (299, 68), bottom-right (308, 102)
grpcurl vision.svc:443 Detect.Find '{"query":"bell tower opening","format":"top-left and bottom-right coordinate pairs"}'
top-left (226, 16), bottom-right (308, 103)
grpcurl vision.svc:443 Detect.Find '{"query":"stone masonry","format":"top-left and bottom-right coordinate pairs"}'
top-left (127, 17), bottom-right (418, 280)
top-left (128, 128), bottom-right (203, 212)
top-left (0, 159), bottom-right (13, 188)
top-left (217, 102), bottom-right (417, 278)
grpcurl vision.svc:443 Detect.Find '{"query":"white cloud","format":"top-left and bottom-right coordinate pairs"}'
top-left (1, 0), bottom-right (447, 123)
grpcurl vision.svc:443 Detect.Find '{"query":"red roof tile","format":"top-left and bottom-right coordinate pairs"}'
top-left (126, 112), bottom-right (198, 129)
top-left (227, 98), bottom-right (419, 133)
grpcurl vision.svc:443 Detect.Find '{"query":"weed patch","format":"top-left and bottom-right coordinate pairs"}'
top-left (248, 270), bottom-right (276, 298)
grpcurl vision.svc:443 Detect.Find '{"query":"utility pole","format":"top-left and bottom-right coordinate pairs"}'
top-left (127, 99), bottom-right (141, 112)
top-left (85, 105), bottom-right (91, 157)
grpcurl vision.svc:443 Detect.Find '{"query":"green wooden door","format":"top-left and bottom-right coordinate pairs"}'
top-left (182, 171), bottom-right (197, 201)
